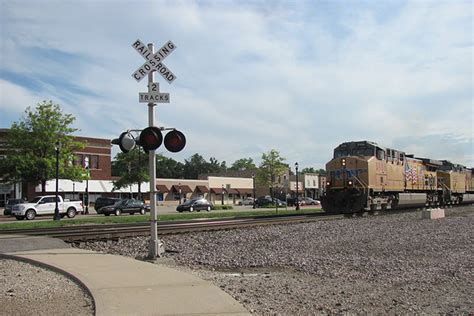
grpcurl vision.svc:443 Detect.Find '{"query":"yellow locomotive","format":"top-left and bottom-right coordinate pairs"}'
top-left (321, 141), bottom-right (474, 214)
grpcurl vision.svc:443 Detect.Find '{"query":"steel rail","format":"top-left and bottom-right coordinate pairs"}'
top-left (0, 213), bottom-right (343, 241)
top-left (3, 205), bottom-right (454, 242)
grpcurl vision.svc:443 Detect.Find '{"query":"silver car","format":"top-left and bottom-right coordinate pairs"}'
top-left (238, 197), bottom-right (254, 206)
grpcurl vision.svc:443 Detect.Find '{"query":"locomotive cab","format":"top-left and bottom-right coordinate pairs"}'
top-left (322, 141), bottom-right (380, 213)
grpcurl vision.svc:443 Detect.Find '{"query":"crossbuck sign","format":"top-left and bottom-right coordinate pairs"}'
top-left (131, 39), bottom-right (176, 83)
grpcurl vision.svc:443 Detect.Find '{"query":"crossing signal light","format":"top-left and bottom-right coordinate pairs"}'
top-left (164, 129), bottom-right (186, 153)
top-left (139, 127), bottom-right (163, 151)
top-left (113, 127), bottom-right (185, 154)
top-left (112, 132), bottom-right (136, 153)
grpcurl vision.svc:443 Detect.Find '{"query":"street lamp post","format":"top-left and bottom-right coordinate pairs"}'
top-left (72, 182), bottom-right (75, 200)
top-left (85, 156), bottom-right (90, 215)
top-left (178, 182), bottom-right (182, 204)
top-left (54, 142), bottom-right (61, 221)
top-left (221, 184), bottom-right (224, 205)
top-left (252, 174), bottom-right (256, 209)
top-left (138, 147), bottom-right (142, 201)
top-left (295, 162), bottom-right (300, 210)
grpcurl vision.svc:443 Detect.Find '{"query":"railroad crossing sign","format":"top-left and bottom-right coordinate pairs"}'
top-left (139, 82), bottom-right (170, 103)
top-left (131, 39), bottom-right (177, 83)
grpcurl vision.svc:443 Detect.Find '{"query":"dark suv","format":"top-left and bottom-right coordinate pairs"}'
top-left (94, 197), bottom-right (121, 212)
top-left (4, 198), bottom-right (26, 216)
top-left (255, 197), bottom-right (287, 208)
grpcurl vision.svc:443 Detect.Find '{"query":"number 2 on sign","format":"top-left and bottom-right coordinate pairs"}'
top-left (149, 83), bottom-right (159, 92)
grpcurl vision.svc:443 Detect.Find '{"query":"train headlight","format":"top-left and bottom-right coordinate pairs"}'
top-left (348, 180), bottom-right (353, 186)
top-left (341, 158), bottom-right (346, 166)
top-left (326, 181), bottom-right (331, 186)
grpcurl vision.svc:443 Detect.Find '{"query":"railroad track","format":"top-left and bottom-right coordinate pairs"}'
top-left (2, 205), bottom-right (455, 242)
top-left (0, 213), bottom-right (344, 241)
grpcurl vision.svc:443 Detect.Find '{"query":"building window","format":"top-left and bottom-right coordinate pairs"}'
top-left (74, 154), bottom-right (83, 167)
top-left (84, 155), bottom-right (91, 168)
top-left (91, 155), bottom-right (99, 169)
top-left (313, 180), bottom-right (316, 186)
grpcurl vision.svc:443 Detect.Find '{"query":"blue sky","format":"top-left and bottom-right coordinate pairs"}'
top-left (1, 0), bottom-right (473, 168)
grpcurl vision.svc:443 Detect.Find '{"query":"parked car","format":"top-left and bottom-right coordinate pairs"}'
top-left (238, 197), bottom-right (254, 206)
top-left (274, 199), bottom-right (287, 207)
top-left (255, 197), bottom-right (287, 208)
top-left (94, 197), bottom-right (121, 212)
top-left (98, 199), bottom-right (146, 216)
top-left (176, 198), bottom-right (213, 212)
top-left (286, 197), bottom-right (300, 207)
top-left (11, 195), bottom-right (83, 220)
top-left (300, 197), bottom-right (321, 206)
top-left (4, 198), bottom-right (26, 216)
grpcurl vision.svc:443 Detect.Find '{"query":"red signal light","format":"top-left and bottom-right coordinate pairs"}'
top-left (139, 127), bottom-right (163, 151)
top-left (164, 130), bottom-right (186, 153)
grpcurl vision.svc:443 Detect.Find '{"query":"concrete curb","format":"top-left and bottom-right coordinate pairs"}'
top-left (0, 253), bottom-right (96, 315)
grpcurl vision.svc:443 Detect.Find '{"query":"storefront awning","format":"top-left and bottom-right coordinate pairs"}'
top-left (227, 188), bottom-right (239, 194)
top-left (171, 185), bottom-right (192, 194)
top-left (210, 188), bottom-right (225, 194)
top-left (236, 188), bottom-right (253, 195)
top-left (156, 184), bottom-right (170, 193)
top-left (195, 185), bottom-right (209, 193)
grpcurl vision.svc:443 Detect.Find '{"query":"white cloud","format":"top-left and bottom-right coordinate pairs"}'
top-left (1, 0), bottom-right (472, 167)
top-left (0, 80), bottom-right (39, 114)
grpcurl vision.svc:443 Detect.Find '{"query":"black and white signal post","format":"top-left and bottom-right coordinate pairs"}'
top-left (131, 39), bottom-right (177, 259)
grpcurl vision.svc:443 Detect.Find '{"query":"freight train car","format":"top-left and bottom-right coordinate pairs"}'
top-left (321, 141), bottom-right (474, 214)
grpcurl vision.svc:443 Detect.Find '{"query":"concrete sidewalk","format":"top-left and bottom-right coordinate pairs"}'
top-left (1, 235), bottom-right (249, 315)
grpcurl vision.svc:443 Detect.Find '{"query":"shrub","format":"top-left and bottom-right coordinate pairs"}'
top-left (213, 205), bottom-right (234, 210)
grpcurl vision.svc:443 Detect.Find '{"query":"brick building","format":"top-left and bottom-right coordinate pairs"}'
top-left (0, 129), bottom-right (255, 207)
top-left (0, 129), bottom-right (115, 206)
top-left (1, 128), bottom-right (323, 207)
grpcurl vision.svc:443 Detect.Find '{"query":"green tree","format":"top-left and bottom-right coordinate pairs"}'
top-left (183, 154), bottom-right (210, 179)
top-left (156, 154), bottom-right (184, 178)
top-left (209, 157), bottom-right (226, 174)
top-left (112, 147), bottom-right (149, 197)
top-left (0, 101), bottom-right (85, 194)
top-left (182, 154), bottom-right (227, 179)
top-left (301, 167), bottom-right (326, 175)
top-left (316, 168), bottom-right (327, 175)
top-left (229, 158), bottom-right (257, 171)
top-left (257, 149), bottom-right (288, 198)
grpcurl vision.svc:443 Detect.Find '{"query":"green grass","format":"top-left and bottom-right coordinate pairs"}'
top-left (212, 205), bottom-right (234, 210)
top-left (0, 208), bottom-right (324, 231)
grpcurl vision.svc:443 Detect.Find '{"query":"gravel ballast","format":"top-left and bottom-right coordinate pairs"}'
top-left (0, 258), bottom-right (94, 315)
top-left (75, 206), bottom-right (474, 314)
